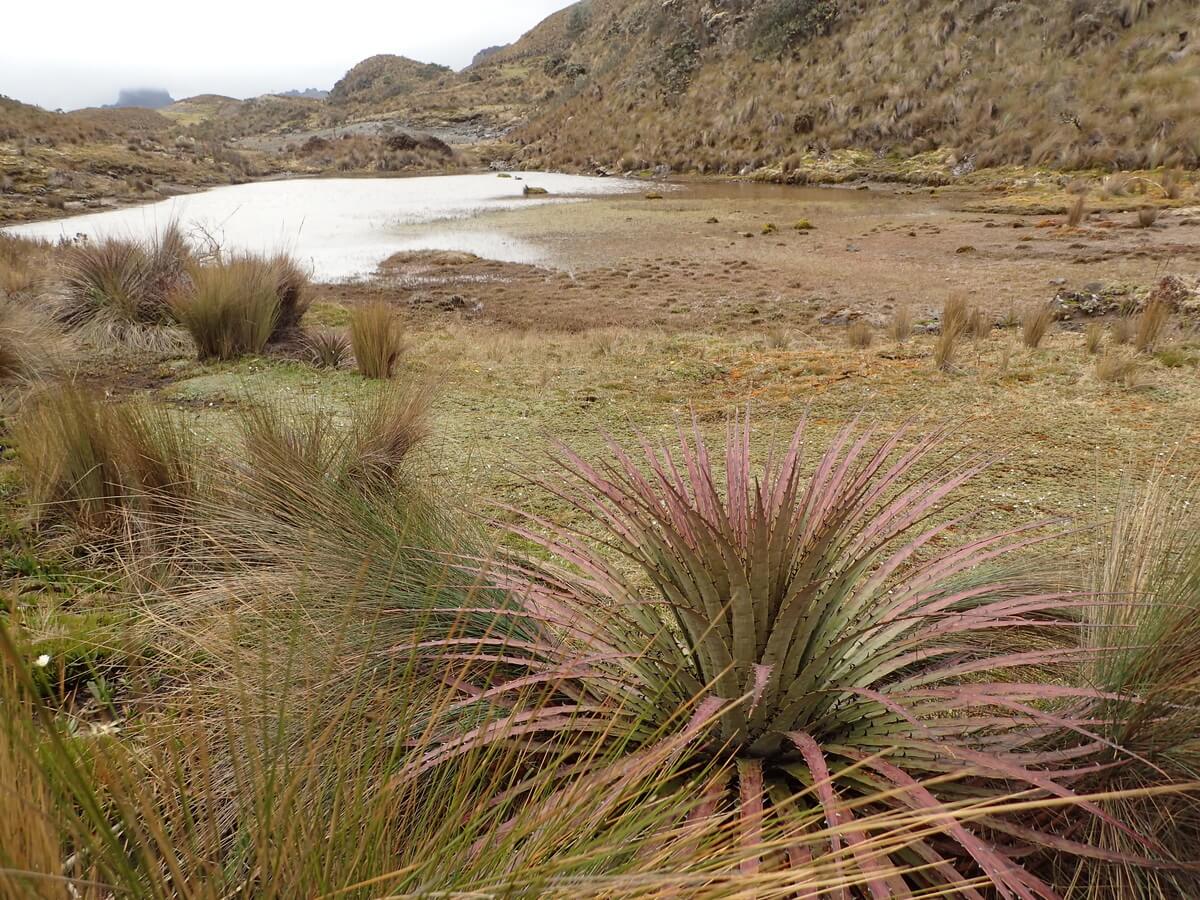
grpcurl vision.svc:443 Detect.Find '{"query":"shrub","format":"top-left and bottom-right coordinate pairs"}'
top-left (888, 304), bottom-right (912, 342)
top-left (303, 326), bottom-right (350, 368)
top-left (13, 383), bottom-right (196, 533)
top-left (1085, 322), bottom-right (1104, 354)
top-left (1134, 299), bottom-right (1169, 353)
top-left (846, 319), bottom-right (872, 348)
top-left (749, 0), bottom-right (840, 54)
top-left (172, 259), bottom-right (281, 361)
top-left (1022, 302), bottom-right (1055, 348)
top-left (57, 224), bottom-right (190, 350)
top-left (349, 302), bottom-right (404, 378)
top-left (462, 418), bottom-right (1171, 893)
top-left (1136, 207), bottom-right (1160, 228)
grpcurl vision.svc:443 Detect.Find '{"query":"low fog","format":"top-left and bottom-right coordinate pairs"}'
top-left (1, 0), bottom-right (571, 110)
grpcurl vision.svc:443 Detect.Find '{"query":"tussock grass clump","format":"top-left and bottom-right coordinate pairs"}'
top-left (846, 319), bottom-right (872, 348)
top-left (57, 224), bottom-right (191, 350)
top-left (0, 295), bottom-right (71, 380)
top-left (349, 379), bottom-right (438, 483)
top-left (1102, 173), bottom-right (1133, 198)
top-left (888, 305), bottom-right (912, 342)
top-left (12, 383), bottom-right (197, 532)
top-left (967, 306), bottom-right (991, 340)
top-left (1065, 478), bottom-right (1200, 897)
top-left (1161, 169), bottom-right (1183, 200)
top-left (934, 297), bottom-right (968, 371)
top-left (1021, 302), bottom-right (1055, 348)
top-left (303, 326), bottom-right (350, 368)
top-left (1085, 322), bottom-right (1104, 355)
top-left (1113, 316), bottom-right (1136, 345)
top-left (266, 253), bottom-right (311, 333)
top-left (1096, 351), bottom-right (1141, 386)
top-left (350, 302), bottom-right (404, 378)
top-left (1067, 195), bottom-right (1087, 227)
top-left (1134, 299), bottom-right (1169, 353)
top-left (1136, 207), bottom-right (1160, 228)
top-left (0, 234), bottom-right (48, 297)
top-left (172, 259), bottom-right (281, 361)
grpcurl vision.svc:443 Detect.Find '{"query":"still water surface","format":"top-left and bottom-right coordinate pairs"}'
top-left (2, 173), bottom-right (646, 281)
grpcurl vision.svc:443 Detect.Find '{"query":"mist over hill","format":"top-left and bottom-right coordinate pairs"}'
top-left (107, 88), bottom-right (175, 110)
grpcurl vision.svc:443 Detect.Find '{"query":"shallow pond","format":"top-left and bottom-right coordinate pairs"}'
top-left (2, 173), bottom-right (646, 281)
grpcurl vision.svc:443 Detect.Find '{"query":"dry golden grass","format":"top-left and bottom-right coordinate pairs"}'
top-left (1113, 317), bottom-right (1136, 345)
top-left (846, 320), bottom-right (873, 349)
top-left (349, 378), bottom-right (438, 481)
top-left (0, 296), bottom-right (71, 381)
top-left (350, 302), bottom-right (404, 378)
top-left (967, 308), bottom-right (991, 341)
top-left (13, 383), bottom-right (197, 531)
top-left (1134, 299), bottom-right (1170, 353)
top-left (510, 0), bottom-right (1200, 176)
top-left (172, 260), bottom-right (281, 361)
top-left (1096, 351), bottom-right (1141, 387)
top-left (934, 298), bottom-right (969, 373)
top-left (0, 667), bottom-right (60, 900)
top-left (1161, 169), bottom-right (1183, 200)
top-left (1085, 323), bottom-right (1105, 355)
top-left (889, 305), bottom-right (912, 343)
top-left (1022, 304), bottom-right (1055, 349)
top-left (1067, 196), bottom-right (1087, 227)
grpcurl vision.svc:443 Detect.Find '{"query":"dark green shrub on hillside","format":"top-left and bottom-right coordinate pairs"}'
top-left (748, 0), bottom-right (841, 54)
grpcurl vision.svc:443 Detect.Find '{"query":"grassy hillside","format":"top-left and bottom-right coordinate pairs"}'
top-left (503, 0), bottom-right (1200, 175)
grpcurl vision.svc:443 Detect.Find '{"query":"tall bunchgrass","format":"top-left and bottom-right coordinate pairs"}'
top-left (3, 610), bottom-right (1089, 899)
top-left (57, 224), bottom-right (191, 351)
top-left (13, 383), bottom-right (197, 534)
top-left (888, 304), bottom-right (912, 343)
top-left (1134, 298), bottom-right (1170, 353)
top-left (172, 258), bottom-right (282, 360)
top-left (0, 294), bottom-right (71, 381)
top-left (1060, 476), bottom-right (1200, 897)
top-left (350, 302), bottom-right (404, 378)
top-left (1022, 302), bottom-right (1055, 348)
top-left (934, 297), bottom-right (967, 371)
top-left (846, 319), bottom-right (873, 348)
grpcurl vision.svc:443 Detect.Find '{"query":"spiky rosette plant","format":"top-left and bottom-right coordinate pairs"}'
top-left (439, 416), bottom-right (1176, 895)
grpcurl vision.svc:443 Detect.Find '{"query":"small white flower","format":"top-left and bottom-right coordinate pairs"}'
top-left (35, 654), bottom-right (51, 668)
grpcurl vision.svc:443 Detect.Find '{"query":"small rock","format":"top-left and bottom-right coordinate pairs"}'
top-left (955, 245), bottom-right (976, 254)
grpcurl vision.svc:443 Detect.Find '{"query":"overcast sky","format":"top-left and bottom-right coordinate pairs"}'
top-left (1, 1), bottom-right (572, 111)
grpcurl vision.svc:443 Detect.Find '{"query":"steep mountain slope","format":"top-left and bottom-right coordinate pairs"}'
top-left (501, 0), bottom-right (1199, 174)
